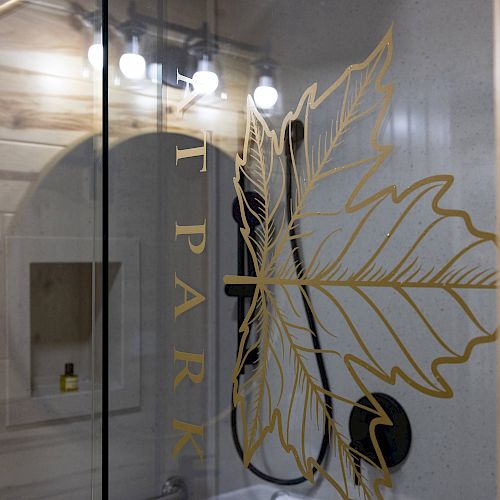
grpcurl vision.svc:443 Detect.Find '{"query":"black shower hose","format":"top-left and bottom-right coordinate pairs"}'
top-left (231, 120), bottom-right (333, 485)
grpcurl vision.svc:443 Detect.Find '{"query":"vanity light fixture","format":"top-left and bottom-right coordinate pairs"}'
top-left (73, 4), bottom-right (104, 73)
top-left (188, 23), bottom-right (220, 95)
top-left (87, 28), bottom-right (103, 70)
top-left (119, 34), bottom-right (146, 80)
top-left (193, 54), bottom-right (219, 94)
top-left (118, 9), bottom-right (147, 81)
top-left (253, 57), bottom-right (279, 110)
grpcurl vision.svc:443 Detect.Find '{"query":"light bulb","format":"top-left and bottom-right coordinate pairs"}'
top-left (120, 53), bottom-right (146, 80)
top-left (193, 71), bottom-right (219, 94)
top-left (119, 35), bottom-right (146, 80)
top-left (88, 43), bottom-right (103, 70)
top-left (87, 28), bottom-right (103, 71)
top-left (193, 56), bottom-right (219, 94)
top-left (253, 75), bottom-right (278, 110)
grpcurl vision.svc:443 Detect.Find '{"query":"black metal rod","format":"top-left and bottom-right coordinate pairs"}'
top-left (236, 175), bottom-right (246, 370)
top-left (132, 13), bottom-right (261, 53)
top-left (102, 0), bottom-right (109, 496)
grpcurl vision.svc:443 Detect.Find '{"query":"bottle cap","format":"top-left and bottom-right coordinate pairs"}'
top-left (65, 363), bottom-right (74, 376)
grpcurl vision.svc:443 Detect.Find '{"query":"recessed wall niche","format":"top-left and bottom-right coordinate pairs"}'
top-left (30, 262), bottom-right (121, 397)
top-left (6, 237), bottom-right (140, 426)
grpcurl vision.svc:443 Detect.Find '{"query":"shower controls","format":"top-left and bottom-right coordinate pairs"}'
top-left (349, 393), bottom-right (412, 485)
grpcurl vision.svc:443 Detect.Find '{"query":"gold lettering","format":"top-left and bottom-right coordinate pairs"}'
top-left (172, 419), bottom-right (204, 461)
top-left (175, 131), bottom-right (207, 172)
top-left (173, 348), bottom-right (205, 390)
top-left (175, 220), bottom-right (207, 254)
top-left (176, 69), bottom-right (200, 113)
top-left (174, 274), bottom-right (205, 319)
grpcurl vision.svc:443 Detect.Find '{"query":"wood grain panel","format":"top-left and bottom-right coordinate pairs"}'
top-left (0, 1), bottom-right (253, 218)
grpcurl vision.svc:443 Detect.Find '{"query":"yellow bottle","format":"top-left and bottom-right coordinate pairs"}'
top-left (60, 363), bottom-right (78, 392)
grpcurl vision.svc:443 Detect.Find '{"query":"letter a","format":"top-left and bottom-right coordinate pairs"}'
top-left (174, 274), bottom-right (205, 319)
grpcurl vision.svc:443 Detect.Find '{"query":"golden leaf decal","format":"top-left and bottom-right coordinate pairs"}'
top-left (224, 26), bottom-right (497, 499)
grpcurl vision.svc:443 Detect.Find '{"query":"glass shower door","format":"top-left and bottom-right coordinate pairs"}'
top-left (1, 0), bottom-right (496, 499)
top-left (105, 1), bottom-right (498, 500)
top-left (0, 0), bottom-right (495, 498)
top-left (0, 0), bottom-right (103, 499)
